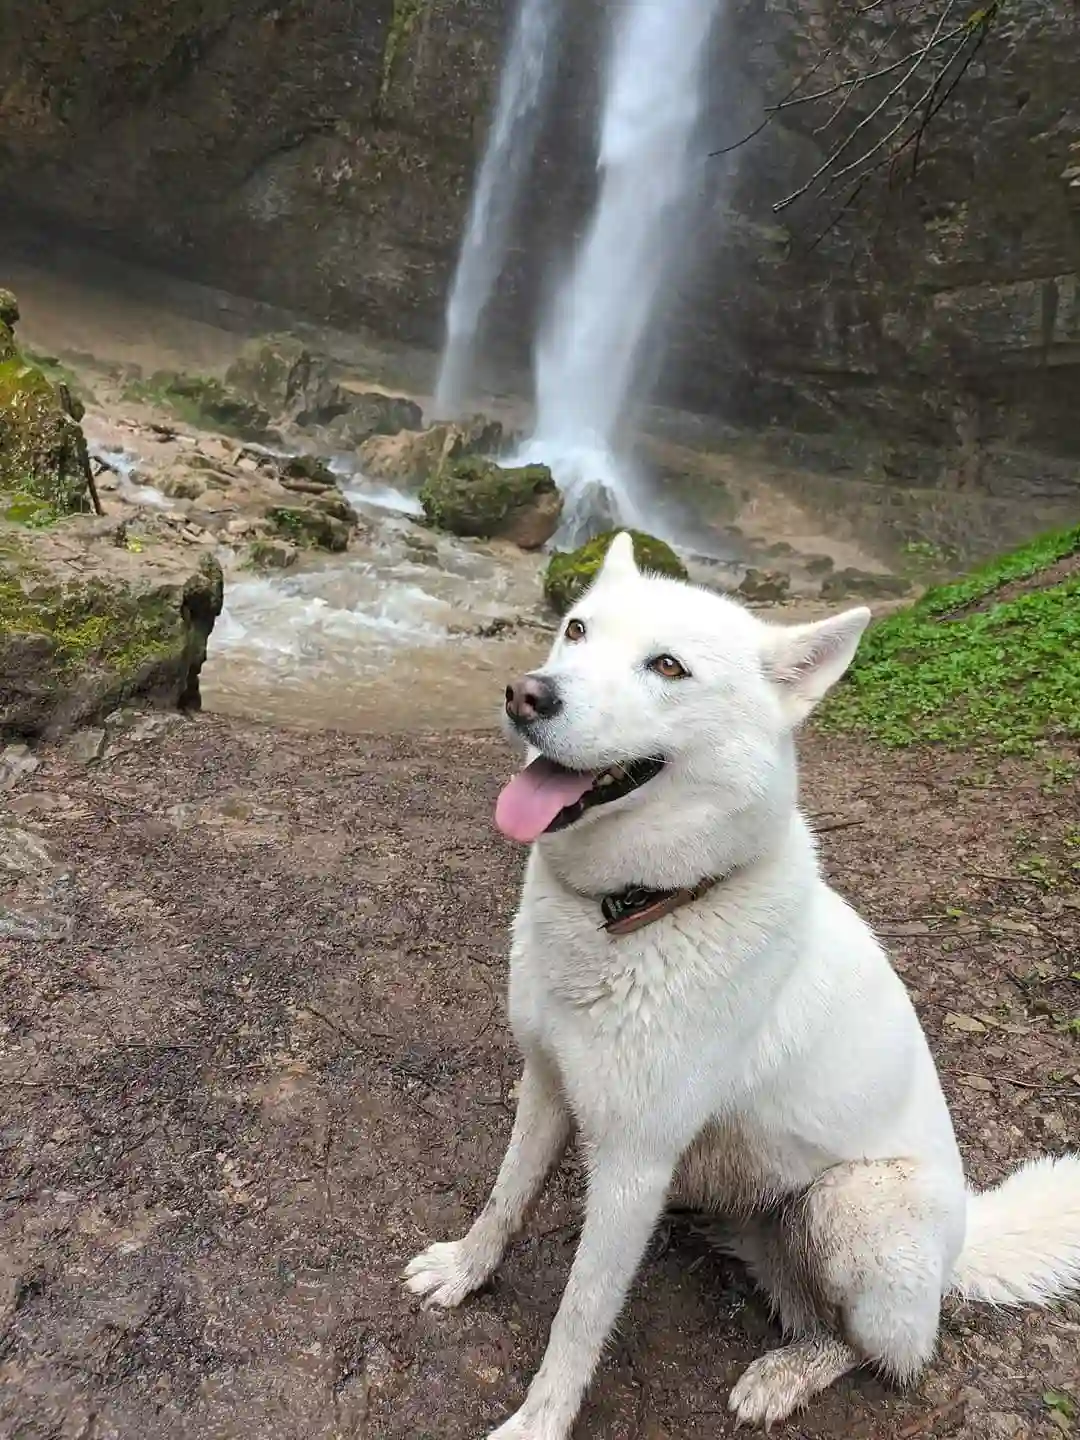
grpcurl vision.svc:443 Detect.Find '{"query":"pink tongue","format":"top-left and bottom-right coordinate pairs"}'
top-left (495, 757), bottom-right (596, 844)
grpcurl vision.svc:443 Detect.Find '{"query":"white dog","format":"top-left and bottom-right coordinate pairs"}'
top-left (405, 531), bottom-right (1080, 1437)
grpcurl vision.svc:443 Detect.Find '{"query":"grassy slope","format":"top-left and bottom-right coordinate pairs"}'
top-left (821, 523), bottom-right (1080, 753)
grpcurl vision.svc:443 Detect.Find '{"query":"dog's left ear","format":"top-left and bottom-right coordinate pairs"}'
top-left (596, 531), bottom-right (639, 583)
top-left (759, 607), bottom-right (871, 723)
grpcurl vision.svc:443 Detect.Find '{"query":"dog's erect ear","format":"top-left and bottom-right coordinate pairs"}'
top-left (596, 531), bottom-right (639, 584)
top-left (759, 607), bottom-right (871, 723)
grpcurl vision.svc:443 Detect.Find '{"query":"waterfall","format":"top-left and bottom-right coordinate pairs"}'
top-left (529, 0), bottom-right (721, 544)
top-left (435, 0), bottom-right (722, 548)
top-left (432, 0), bottom-right (563, 419)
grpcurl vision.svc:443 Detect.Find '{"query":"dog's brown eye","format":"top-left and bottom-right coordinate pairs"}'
top-left (565, 618), bottom-right (586, 642)
top-left (649, 654), bottom-right (688, 679)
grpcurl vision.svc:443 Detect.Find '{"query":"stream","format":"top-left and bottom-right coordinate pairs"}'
top-left (201, 482), bottom-right (550, 734)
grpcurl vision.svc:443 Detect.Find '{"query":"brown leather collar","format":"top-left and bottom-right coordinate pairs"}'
top-left (600, 876), bottom-right (721, 937)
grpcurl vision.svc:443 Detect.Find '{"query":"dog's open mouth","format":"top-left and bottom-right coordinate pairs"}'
top-left (495, 755), bottom-right (665, 844)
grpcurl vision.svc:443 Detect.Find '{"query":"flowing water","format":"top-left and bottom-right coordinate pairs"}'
top-left (434, 0), bottom-right (725, 545)
top-left (531, 0), bottom-right (722, 542)
top-left (432, 0), bottom-right (564, 419)
top-left (202, 483), bottom-right (550, 733)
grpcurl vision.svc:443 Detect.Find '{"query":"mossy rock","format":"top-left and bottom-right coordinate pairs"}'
top-left (266, 504), bottom-right (351, 552)
top-left (0, 546), bottom-right (223, 739)
top-left (0, 290), bottom-right (19, 328)
top-left (224, 334), bottom-right (314, 415)
top-left (544, 530), bottom-right (688, 615)
top-left (279, 453), bottom-right (336, 488)
top-left (131, 371), bottom-right (272, 439)
top-left (0, 356), bottom-right (91, 520)
top-left (420, 456), bottom-right (561, 549)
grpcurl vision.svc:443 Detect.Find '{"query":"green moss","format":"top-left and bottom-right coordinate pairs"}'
top-left (0, 573), bottom-right (181, 676)
top-left (544, 529), bottom-right (689, 615)
top-left (266, 505), bottom-right (350, 552)
top-left (0, 356), bottom-right (90, 514)
top-left (819, 523), bottom-right (1080, 754)
top-left (3, 490), bottom-right (60, 528)
top-left (420, 455), bottom-right (557, 539)
top-left (379, 0), bottom-right (424, 112)
top-left (125, 370), bottom-right (271, 439)
top-left (23, 348), bottom-right (92, 407)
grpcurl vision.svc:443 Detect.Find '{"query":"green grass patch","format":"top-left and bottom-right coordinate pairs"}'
top-left (820, 524), bottom-right (1080, 753)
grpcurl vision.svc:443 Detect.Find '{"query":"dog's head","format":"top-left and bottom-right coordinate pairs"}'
top-left (496, 532), bottom-right (869, 891)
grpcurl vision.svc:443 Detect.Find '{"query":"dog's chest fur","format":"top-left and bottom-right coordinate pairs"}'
top-left (506, 848), bottom-right (831, 1211)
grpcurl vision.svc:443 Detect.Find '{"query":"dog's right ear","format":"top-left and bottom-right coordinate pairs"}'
top-left (596, 531), bottom-right (639, 584)
top-left (760, 607), bottom-right (871, 724)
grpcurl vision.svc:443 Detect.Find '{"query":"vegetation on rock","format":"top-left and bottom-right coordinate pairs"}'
top-left (0, 547), bottom-right (223, 738)
top-left (126, 371), bottom-right (272, 439)
top-left (821, 525), bottom-right (1080, 753)
top-left (420, 455), bottom-right (560, 549)
top-left (225, 336), bottom-right (422, 442)
top-left (266, 504), bottom-right (351, 552)
top-left (544, 529), bottom-right (688, 615)
top-left (0, 330), bottom-right (92, 524)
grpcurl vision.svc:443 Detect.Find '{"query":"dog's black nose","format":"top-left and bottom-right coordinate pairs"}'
top-left (505, 673), bottom-right (562, 723)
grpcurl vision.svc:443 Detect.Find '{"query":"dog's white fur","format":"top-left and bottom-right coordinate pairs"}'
top-left (405, 532), bottom-right (1080, 1437)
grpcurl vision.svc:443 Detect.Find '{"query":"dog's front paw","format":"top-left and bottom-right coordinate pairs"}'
top-left (486, 1408), bottom-right (564, 1440)
top-left (402, 1239), bottom-right (489, 1309)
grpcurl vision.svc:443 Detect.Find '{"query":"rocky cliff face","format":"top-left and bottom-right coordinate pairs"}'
top-left (0, 0), bottom-right (1077, 499)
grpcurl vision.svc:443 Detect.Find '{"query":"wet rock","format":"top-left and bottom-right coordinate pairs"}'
top-left (245, 538), bottom-right (298, 570)
top-left (738, 568), bottom-right (791, 603)
top-left (265, 504), bottom-right (351, 552)
top-left (324, 390), bottom-right (423, 446)
top-left (544, 530), bottom-right (688, 615)
top-left (420, 455), bottom-right (560, 549)
top-left (278, 453), bottom-right (337, 489)
top-left (820, 567), bottom-right (909, 600)
top-left (225, 336), bottom-right (422, 442)
top-left (1, 347), bottom-right (92, 522)
top-left (803, 553), bottom-right (835, 576)
top-left (224, 334), bottom-right (316, 415)
top-left (131, 371), bottom-right (272, 440)
top-left (68, 726), bottom-right (107, 763)
top-left (359, 416), bottom-right (504, 490)
top-left (0, 742), bottom-right (39, 790)
top-left (0, 528), bottom-right (223, 740)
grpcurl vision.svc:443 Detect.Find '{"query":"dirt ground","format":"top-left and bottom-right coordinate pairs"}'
top-left (2, 714), bottom-right (1078, 1439)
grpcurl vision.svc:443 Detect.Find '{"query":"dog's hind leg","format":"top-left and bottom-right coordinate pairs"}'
top-left (404, 1055), bottom-right (570, 1309)
top-left (727, 1159), bottom-right (964, 1427)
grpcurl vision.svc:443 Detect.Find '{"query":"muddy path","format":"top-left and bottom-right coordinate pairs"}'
top-left (2, 715), bottom-right (1077, 1439)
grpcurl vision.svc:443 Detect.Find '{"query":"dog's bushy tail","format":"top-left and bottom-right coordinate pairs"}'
top-left (950, 1153), bottom-right (1080, 1306)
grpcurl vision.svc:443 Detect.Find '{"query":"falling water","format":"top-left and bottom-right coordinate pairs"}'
top-left (432, 0), bottom-right (563, 419)
top-left (528, 0), bottom-right (722, 544)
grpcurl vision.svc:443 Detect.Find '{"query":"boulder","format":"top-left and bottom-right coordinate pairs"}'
top-left (0, 526), bottom-right (223, 739)
top-left (1, 349), bottom-right (92, 524)
top-left (323, 389), bottom-right (423, 446)
top-left (224, 336), bottom-right (423, 442)
top-left (359, 415), bottom-right (504, 489)
top-left (737, 567), bottom-right (791, 604)
top-left (266, 503), bottom-right (352, 552)
top-left (820, 567), bottom-right (910, 601)
top-left (543, 530), bottom-right (688, 615)
top-left (224, 334), bottom-right (316, 415)
top-left (420, 455), bottom-right (560, 549)
top-left (133, 371), bottom-right (272, 440)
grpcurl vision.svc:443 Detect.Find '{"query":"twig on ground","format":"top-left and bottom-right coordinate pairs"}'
top-left (812, 818), bottom-right (867, 835)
